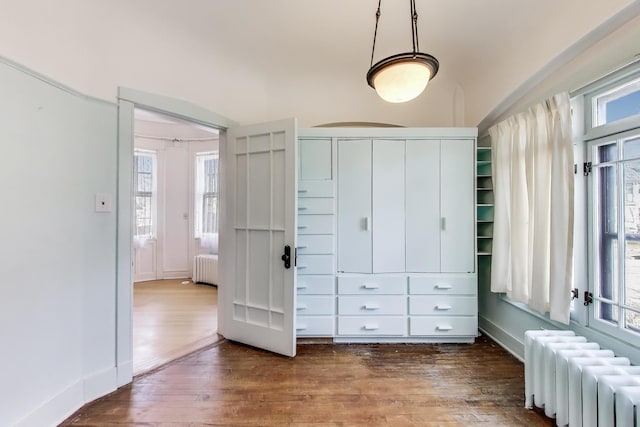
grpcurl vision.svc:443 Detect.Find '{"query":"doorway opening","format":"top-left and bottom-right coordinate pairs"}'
top-left (132, 108), bottom-right (222, 374)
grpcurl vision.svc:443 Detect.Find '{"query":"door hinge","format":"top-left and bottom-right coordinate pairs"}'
top-left (584, 291), bottom-right (593, 306)
top-left (583, 162), bottom-right (592, 176)
top-left (574, 164), bottom-right (577, 175)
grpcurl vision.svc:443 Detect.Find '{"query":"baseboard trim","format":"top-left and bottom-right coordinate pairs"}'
top-left (117, 360), bottom-right (133, 387)
top-left (13, 380), bottom-right (83, 427)
top-left (83, 367), bottom-right (117, 404)
top-left (479, 316), bottom-right (525, 362)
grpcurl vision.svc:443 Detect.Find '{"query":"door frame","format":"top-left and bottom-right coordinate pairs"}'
top-left (116, 87), bottom-right (236, 386)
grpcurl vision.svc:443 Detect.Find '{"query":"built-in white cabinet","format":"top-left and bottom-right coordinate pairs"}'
top-left (296, 128), bottom-right (478, 343)
top-left (295, 138), bottom-right (336, 337)
top-left (337, 138), bottom-right (475, 275)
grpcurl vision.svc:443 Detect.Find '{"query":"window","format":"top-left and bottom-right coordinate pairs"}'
top-left (592, 76), bottom-right (640, 127)
top-left (195, 152), bottom-right (219, 238)
top-left (582, 64), bottom-right (640, 341)
top-left (134, 149), bottom-right (157, 238)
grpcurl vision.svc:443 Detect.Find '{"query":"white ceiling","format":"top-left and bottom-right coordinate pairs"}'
top-left (128, 0), bottom-right (638, 127)
top-left (1, 0), bottom-right (639, 129)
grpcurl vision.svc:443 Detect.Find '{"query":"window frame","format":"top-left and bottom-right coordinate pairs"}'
top-left (195, 151), bottom-right (219, 238)
top-left (580, 62), bottom-right (640, 343)
top-left (133, 149), bottom-right (157, 238)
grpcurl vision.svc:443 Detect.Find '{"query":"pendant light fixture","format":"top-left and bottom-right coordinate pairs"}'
top-left (367, 0), bottom-right (439, 103)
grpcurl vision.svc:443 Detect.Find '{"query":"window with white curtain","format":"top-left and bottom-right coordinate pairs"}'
top-left (489, 92), bottom-right (574, 324)
top-left (195, 152), bottom-right (219, 250)
top-left (133, 149), bottom-right (157, 241)
top-left (582, 64), bottom-right (640, 342)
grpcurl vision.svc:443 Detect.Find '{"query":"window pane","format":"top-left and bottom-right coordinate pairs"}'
top-left (626, 308), bottom-right (640, 332)
top-left (623, 136), bottom-right (640, 160)
top-left (597, 164), bottom-right (618, 322)
top-left (594, 76), bottom-right (640, 126)
top-left (135, 195), bottom-right (152, 236)
top-left (597, 142), bottom-right (617, 163)
top-left (599, 302), bottom-right (619, 326)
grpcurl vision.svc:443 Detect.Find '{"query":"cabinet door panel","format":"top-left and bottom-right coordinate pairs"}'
top-left (405, 140), bottom-right (441, 272)
top-left (441, 140), bottom-right (475, 272)
top-left (299, 138), bottom-right (332, 180)
top-left (372, 140), bottom-right (405, 273)
top-left (338, 140), bottom-right (372, 273)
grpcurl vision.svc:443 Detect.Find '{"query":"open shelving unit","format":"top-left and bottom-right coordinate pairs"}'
top-left (476, 139), bottom-right (493, 257)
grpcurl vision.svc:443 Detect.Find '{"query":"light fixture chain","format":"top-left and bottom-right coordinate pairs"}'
top-left (411, 0), bottom-right (419, 54)
top-left (370, 0), bottom-right (382, 68)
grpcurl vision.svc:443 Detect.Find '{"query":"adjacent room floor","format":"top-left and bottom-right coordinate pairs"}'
top-left (64, 335), bottom-right (554, 426)
top-left (133, 278), bottom-right (220, 375)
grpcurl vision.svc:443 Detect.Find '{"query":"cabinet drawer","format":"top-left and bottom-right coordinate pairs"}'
top-left (338, 295), bottom-right (406, 315)
top-left (296, 316), bottom-right (334, 336)
top-left (297, 235), bottom-right (334, 255)
top-left (338, 316), bottom-right (406, 336)
top-left (297, 198), bottom-right (334, 215)
top-left (296, 275), bottom-right (335, 294)
top-left (297, 215), bottom-right (334, 234)
top-left (297, 295), bottom-right (334, 315)
top-left (409, 316), bottom-right (477, 336)
top-left (409, 296), bottom-right (477, 316)
top-left (298, 180), bottom-right (334, 197)
top-left (337, 276), bottom-right (406, 295)
top-left (297, 255), bottom-right (335, 275)
top-left (409, 275), bottom-right (476, 295)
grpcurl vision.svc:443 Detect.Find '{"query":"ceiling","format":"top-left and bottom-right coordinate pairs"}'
top-left (126, 0), bottom-right (639, 127)
top-left (1, 1), bottom-right (639, 129)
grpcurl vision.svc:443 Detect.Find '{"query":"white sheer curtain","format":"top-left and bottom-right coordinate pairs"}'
top-left (488, 92), bottom-right (574, 324)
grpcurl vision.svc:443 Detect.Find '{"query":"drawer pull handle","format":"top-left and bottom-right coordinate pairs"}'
top-left (297, 189), bottom-right (308, 193)
top-left (296, 325), bottom-right (307, 330)
top-left (436, 325), bottom-right (453, 331)
top-left (435, 305), bottom-right (452, 311)
top-left (296, 304), bottom-right (308, 310)
top-left (296, 285), bottom-right (308, 290)
top-left (362, 324), bottom-right (379, 331)
top-left (362, 304), bottom-right (380, 310)
top-left (361, 283), bottom-right (380, 290)
top-left (435, 284), bottom-right (453, 290)
top-left (298, 206), bottom-right (308, 211)
top-left (297, 225), bottom-right (308, 229)
top-left (297, 245), bottom-right (308, 249)
top-left (297, 265), bottom-right (308, 269)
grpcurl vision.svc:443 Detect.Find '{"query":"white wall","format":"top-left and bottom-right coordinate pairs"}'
top-left (0, 59), bottom-right (118, 426)
top-left (477, 13), bottom-right (640, 363)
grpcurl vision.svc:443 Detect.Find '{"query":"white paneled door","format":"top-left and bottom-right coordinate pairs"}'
top-left (225, 119), bottom-right (297, 357)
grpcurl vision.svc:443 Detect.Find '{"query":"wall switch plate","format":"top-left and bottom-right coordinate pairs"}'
top-left (95, 193), bottom-right (113, 212)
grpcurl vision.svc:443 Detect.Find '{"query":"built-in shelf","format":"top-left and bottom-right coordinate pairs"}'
top-left (476, 145), bottom-right (493, 257)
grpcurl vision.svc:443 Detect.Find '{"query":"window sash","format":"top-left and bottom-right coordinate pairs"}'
top-left (588, 130), bottom-right (640, 340)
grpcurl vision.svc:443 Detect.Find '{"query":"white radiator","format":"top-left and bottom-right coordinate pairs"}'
top-left (193, 254), bottom-right (218, 285)
top-left (524, 330), bottom-right (639, 426)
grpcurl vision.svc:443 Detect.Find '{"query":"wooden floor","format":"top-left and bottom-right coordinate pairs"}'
top-left (133, 279), bottom-right (220, 375)
top-left (63, 335), bottom-right (554, 426)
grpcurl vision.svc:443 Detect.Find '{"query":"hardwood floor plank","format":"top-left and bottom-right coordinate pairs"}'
top-left (63, 335), bottom-right (554, 426)
top-left (133, 279), bottom-right (220, 374)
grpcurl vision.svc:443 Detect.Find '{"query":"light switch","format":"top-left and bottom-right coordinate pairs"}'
top-left (95, 193), bottom-right (113, 212)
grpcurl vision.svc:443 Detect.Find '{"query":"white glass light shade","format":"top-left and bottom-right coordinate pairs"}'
top-left (367, 53), bottom-right (439, 103)
top-left (372, 61), bottom-right (431, 103)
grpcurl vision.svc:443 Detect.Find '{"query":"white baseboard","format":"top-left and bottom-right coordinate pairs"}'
top-left (83, 367), bottom-right (117, 404)
top-left (12, 366), bottom-right (121, 427)
top-left (117, 360), bottom-right (133, 387)
top-left (13, 380), bottom-right (83, 427)
top-left (478, 315), bottom-right (525, 362)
